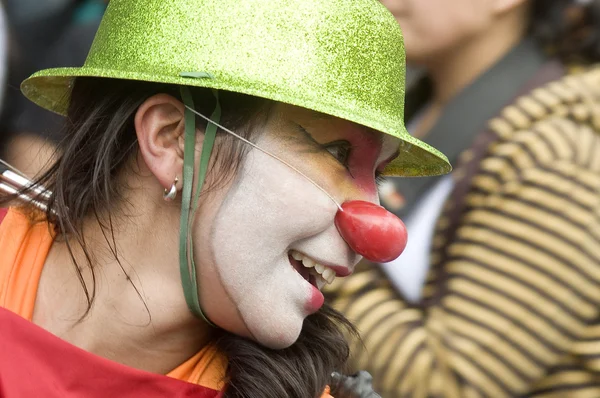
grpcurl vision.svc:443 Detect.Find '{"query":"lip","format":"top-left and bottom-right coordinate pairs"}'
top-left (313, 259), bottom-right (352, 278)
top-left (306, 286), bottom-right (325, 313)
top-left (288, 254), bottom-right (326, 312)
top-left (326, 264), bottom-right (352, 277)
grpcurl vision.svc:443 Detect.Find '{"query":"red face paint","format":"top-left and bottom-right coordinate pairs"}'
top-left (344, 127), bottom-right (382, 198)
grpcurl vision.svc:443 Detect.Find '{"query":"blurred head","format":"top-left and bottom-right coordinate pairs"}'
top-left (383, 0), bottom-right (600, 65)
top-left (381, 0), bottom-right (530, 65)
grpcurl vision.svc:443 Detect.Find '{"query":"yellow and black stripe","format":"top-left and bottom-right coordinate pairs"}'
top-left (327, 67), bottom-right (600, 397)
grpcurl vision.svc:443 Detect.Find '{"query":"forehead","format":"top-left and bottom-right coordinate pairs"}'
top-left (271, 103), bottom-right (382, 138)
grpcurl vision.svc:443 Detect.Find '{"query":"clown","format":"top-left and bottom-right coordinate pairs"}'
top-left (0, 0), bottom-right (449, 397)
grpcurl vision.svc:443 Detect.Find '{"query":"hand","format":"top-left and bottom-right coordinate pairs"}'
top-left (329, 371), bottom-right (382, 398)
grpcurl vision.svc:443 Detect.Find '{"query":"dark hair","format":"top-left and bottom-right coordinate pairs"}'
top-left (0, 77), bottom-right (356, 398)
top-left (530, 0), bottom-right (600, 63)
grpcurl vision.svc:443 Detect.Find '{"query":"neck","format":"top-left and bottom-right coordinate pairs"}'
top-left (34, 190), bottom-right (213, 374)
top-left (423, 19), bottom-right (528, 105)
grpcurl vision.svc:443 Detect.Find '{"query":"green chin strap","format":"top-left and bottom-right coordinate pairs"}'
top-left (178, 86), bottom-right (221, 326)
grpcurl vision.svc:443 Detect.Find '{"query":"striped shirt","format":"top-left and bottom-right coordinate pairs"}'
top-left (327, 66), bottom-right (600, 397)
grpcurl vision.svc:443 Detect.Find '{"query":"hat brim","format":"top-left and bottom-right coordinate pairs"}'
top-left (22, 67), bottom-right (452, 177)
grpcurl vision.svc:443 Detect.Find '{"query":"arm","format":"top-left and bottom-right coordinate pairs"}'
top-left (327, 118), bottom-right (600, 397)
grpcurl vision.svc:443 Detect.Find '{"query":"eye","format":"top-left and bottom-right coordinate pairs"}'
top-left (375, 170), bottom-right (387, 187)
top-left (323, 140), bottom-right (352, 168)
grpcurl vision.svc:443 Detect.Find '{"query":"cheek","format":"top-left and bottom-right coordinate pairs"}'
top-left (198, 150), bottom-right (336, 348)
top-left (401, 1), bottom-right (490, 61)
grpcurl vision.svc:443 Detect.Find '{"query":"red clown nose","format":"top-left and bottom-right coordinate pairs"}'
top-left (335, 201), bottom-right (408, 263)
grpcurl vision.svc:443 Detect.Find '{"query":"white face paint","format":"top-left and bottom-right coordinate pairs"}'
top-left (193, 104), bottom-right (400, 348)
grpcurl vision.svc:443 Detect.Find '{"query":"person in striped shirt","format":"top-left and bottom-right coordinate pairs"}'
top-left (326, 0), bottom-right (600, 396)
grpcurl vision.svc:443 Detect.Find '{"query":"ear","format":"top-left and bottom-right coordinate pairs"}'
top-left (135, 94), bottom-right (189, 191)
top-left (491, 0), bottom-right (528, 14)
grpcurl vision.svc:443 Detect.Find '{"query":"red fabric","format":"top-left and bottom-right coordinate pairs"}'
top-left (0, 208), bottom-right (7, 225)
top-left (0, 307), bottom-right (222, 398)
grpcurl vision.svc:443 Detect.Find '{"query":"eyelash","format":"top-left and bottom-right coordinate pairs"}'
top-left (375, 171), bottom-right (387, 187)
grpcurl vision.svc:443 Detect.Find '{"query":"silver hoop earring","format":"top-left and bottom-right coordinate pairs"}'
top-left (163, 177), bottom-right (179, 201)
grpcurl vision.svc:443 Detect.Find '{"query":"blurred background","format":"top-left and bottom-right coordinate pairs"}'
top-left (0, 0), bottom-right (107, 176)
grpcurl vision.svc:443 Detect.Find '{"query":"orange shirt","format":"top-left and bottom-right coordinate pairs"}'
top-left (0, 208), bottom-right (333, 397)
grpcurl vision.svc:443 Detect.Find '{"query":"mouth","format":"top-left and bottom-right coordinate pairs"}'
top-left (288, 250), bottom-right (338, 290)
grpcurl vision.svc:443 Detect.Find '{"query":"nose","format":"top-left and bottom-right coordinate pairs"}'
top-left (334, 200), bottom-right (408, 263)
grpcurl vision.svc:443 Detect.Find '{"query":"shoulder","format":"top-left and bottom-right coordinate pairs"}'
top-left (0, 207), bottom-right (7, 224)
top-left (458, 67), bottom-right (600, 226)
top-left (0, 207), bottom-right (53, 315)
top-left (482, 66), bottom-right (600, 179)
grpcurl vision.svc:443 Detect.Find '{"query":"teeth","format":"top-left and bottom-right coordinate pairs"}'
top-left (322, 268), bottom-right (335, 284)
top-left (302, 257), bottom-right (315, 268)
top-left (291, 251), bottom-right (303, 261)
top-left (315, 274), bottom-right (327, 290)
top-left (290, 250), bottom-right (338, 287)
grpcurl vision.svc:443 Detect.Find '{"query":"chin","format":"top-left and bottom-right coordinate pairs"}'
top-left (253, 321), bottom-right (304, 350)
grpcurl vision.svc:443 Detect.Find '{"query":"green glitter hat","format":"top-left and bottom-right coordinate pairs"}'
top-left (21, 0), bottom-right (451, 177)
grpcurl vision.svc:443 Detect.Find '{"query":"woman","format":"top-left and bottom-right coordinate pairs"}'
top-left (0, 0), bottom-right (450, 397)
top-left (328, 0), bottom-right (600, 396)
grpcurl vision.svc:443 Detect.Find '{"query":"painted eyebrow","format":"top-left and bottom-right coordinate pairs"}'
top-left (280, 123), bottom-right (325, 155)
top-left (296, 124), bottom-right (318, 141)
top-left (290, 113), bottom-right (384, 149)
top-left (380, 149), bottom-right (401, 166)
top-left (306, 110), bottom-right (332, 120)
